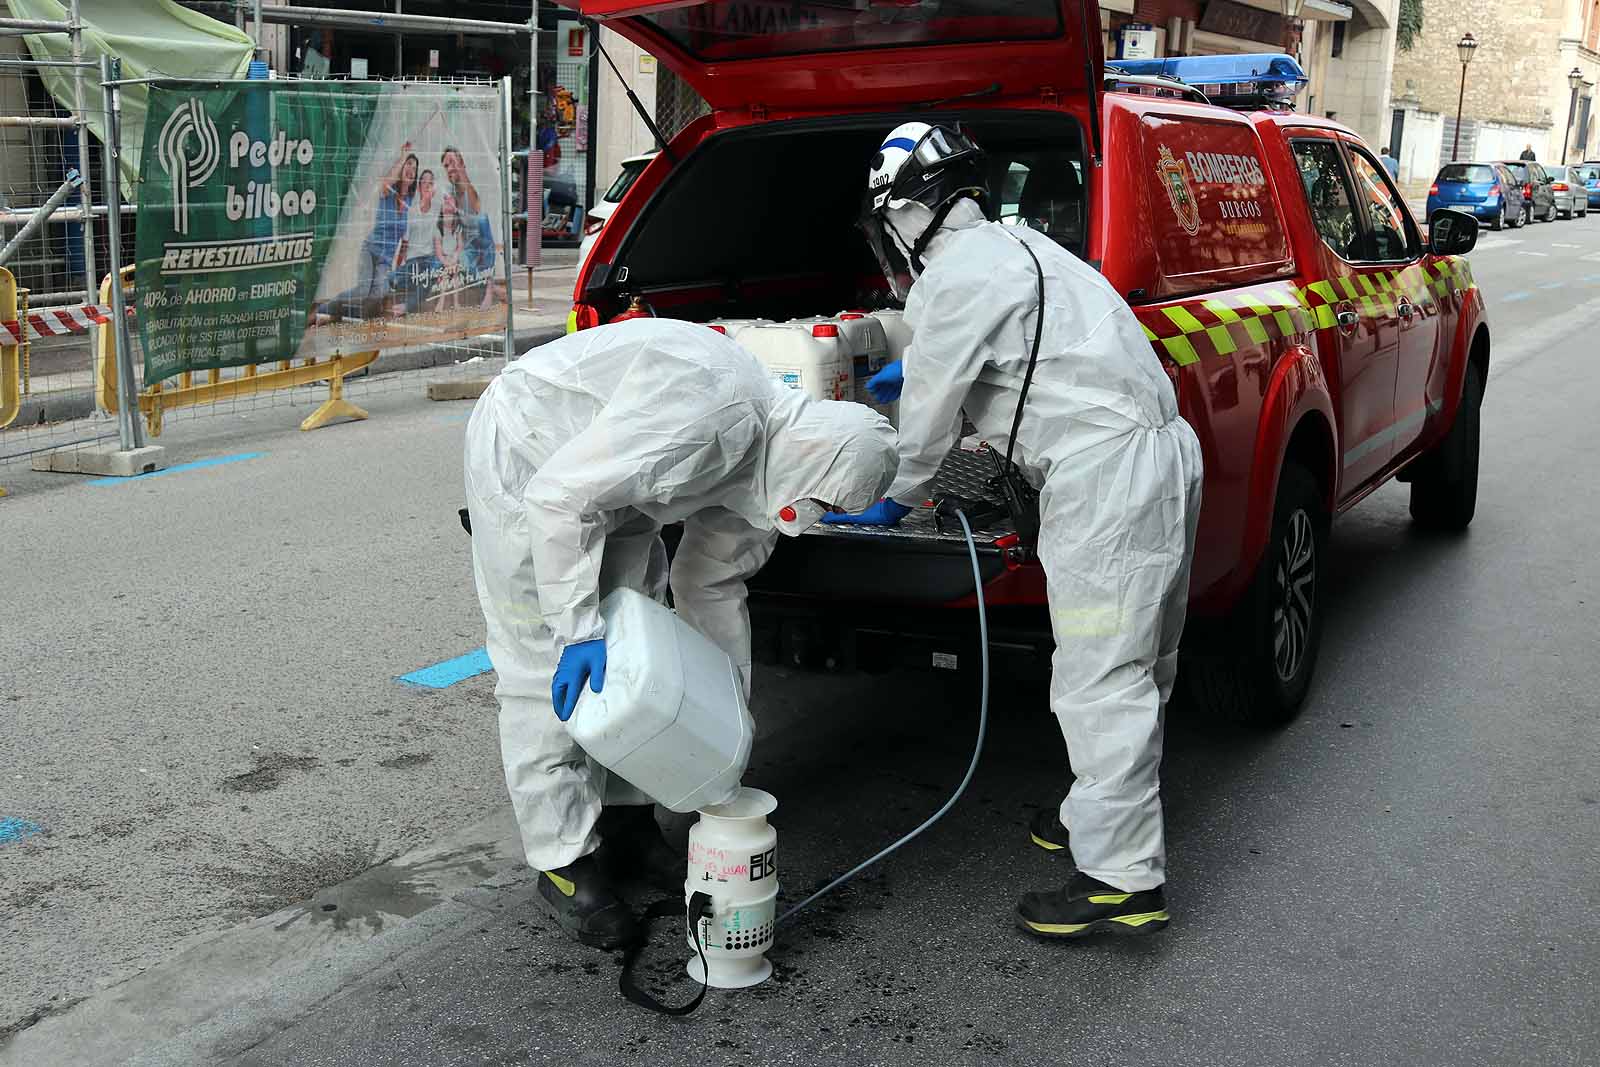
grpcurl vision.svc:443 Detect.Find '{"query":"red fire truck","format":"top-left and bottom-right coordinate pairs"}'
top-left (560, 2), bottom-right (1489, 726)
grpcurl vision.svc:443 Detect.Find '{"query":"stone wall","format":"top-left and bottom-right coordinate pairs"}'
top-left (1389, 0), bottom-right (1568, 132)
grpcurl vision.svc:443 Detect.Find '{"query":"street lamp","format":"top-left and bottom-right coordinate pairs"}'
top-left (1561, 66), bottom-right (1584, 164)
top-left (1451, 33), bottom-right (1477, 162)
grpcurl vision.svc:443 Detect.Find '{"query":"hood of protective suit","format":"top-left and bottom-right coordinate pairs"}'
top-left (759, 390), bottom-right (898, 531)
top-left (884, 197), bottom-right (987, 282)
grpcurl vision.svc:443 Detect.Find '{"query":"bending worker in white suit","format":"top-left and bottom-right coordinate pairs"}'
top-left (464, 318), bottom-right (898, 948)
top-left (826, 123), bottom-right (1204, 938)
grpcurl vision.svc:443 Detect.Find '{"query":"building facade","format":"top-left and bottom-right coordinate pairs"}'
top-left (1390, 0), bottom-right (1599, 192)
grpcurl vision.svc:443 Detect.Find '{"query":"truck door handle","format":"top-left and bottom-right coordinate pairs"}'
top-left (1335, 305), bottom-right (1360, 329)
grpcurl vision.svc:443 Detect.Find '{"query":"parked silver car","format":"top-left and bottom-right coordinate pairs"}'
top-left (1542, 165), bottom-right (1590, 219)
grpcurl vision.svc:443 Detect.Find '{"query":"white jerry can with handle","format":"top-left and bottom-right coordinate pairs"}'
top-left (566, 588), bottom-right (752, 813)
top-left (736, 321), bottom-right (854, 402)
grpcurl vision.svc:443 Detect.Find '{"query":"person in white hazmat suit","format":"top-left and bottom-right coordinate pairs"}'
top-left (464, 318), bottom-right (897, 948)
top-left (825, 123), bottom-right (1204, 938)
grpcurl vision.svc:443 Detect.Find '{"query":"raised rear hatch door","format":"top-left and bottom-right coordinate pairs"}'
top-left (559, 0), bottom-right (1102, 115)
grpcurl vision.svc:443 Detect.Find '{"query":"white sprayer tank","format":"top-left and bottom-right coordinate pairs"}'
top-left (686, 787), bottom-right (779, 988)
top-left (566, 589), bottom-right (752, 814)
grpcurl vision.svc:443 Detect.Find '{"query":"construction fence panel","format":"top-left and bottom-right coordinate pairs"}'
top-left (2, 71), bottom-right (519, 467)
top-left (0, 34), bottom-right (125, 463)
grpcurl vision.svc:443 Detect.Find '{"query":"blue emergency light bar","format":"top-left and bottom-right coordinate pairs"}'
top-left (1112, 53), bottom-right (1308, 89)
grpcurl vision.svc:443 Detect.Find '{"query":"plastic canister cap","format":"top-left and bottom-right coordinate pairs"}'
top-left (839, 313), bottom-right (864, 320)
top-left (707, 324), bottom-right (728, 333)
top-left (778, 505), bottom-right (797, 522)
top-left (811, 324), bottom-right (840, 338)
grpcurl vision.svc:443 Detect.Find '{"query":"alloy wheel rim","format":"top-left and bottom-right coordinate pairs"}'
top-left (1272, 510), bottom-right (1316, 683)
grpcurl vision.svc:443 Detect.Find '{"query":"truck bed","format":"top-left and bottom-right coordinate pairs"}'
top-left (750, 445), bottom-right (1018, 604)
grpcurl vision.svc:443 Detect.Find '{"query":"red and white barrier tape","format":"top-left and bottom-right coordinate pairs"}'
top-left (1, 303), bottom-right (129, 343)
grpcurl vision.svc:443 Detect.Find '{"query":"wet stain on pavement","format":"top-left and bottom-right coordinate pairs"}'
top-left (376, 752), bottom-right (434, 770)
top-left (269, 843), bottom-right (500, 936)
top-left (219, 753), bottom-right (321, 793)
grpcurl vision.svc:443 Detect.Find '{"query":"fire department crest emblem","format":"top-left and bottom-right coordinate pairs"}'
top-left (1157, 145), bottom-right (1201, 236)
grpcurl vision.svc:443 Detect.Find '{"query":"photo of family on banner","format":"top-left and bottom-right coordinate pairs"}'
top-left (306, 85), bottom-right (506, 356)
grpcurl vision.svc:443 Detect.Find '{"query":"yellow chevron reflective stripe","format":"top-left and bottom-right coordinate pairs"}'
top-left (543, 870), bottom-right (577, 897)
top-left (1209, 298), bottom-right (1270, 344)
top-left (1141, 258), bottom-right (1473, 367)
top-left (1163, 305), bottom-right (1235, 357)
top-left (1088, 892), bottom-right (1134, 904)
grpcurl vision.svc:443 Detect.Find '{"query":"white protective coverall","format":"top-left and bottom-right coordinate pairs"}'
top-left (885, 199), bottom-right (1203, 892)
top-left (464, 318), bottom-right (897, 871)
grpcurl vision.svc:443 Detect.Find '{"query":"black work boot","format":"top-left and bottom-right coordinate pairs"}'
top-left (595, 805), bottom-right (682, 894)
top-left (536, 854), bottom-right (637, 949)
top-left (1015, 871), bottom-right (1170, 940)
top-left (1027, 805), bottom-right (1071, 853)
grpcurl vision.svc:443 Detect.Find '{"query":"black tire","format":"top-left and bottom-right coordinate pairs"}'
top-left (1491, 204), bottom-right (1505, 231)
top-left (1187, 464), bottom-right (1328, 728)
top-left (1524, 203), bottom-right (1534, 226)
top-left (1408, 363), bottom-right (1482, 531)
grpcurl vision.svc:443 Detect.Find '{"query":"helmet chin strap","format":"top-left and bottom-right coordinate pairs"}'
top-left (887, 191), bottom-right (982, 276)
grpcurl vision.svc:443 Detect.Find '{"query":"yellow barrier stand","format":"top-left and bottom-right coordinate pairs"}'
top-left (1, 267), bottom-right (19, 436)
top-left (92, 266), bottom-right (378, 436)
top-left (1, 267), bottom-right (16, 497)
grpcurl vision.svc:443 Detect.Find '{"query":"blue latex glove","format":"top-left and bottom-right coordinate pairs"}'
top-left (820, 498), bottom-right (914, 527)
top-left (552, 638), bottom-right (606, 722)
top-left (865, 361), bottom-right (903, 404)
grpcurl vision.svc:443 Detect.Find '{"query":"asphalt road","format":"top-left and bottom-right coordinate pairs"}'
top-left (3, 214), bottom-right (1599, 1065)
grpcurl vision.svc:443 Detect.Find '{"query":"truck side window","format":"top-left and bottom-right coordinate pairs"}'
top-left (1291, 140), bottom-right (1360, 260)
top-left (994, 152), bottom-right (1084, 253)
top-left (1345, 147), bottom-right (1419, 261)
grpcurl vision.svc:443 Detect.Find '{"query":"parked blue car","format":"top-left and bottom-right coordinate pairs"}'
top-left (1426, 161), bottom-right (1525, 230)
top-left (1576, 163), bottom-right (1600, 209)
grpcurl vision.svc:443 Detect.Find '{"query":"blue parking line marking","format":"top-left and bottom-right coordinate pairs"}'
top-left (398, 648), bottom-right (493, 688)
top-left (1501, 292), bottom-right (1531, 302)
top-left (1537, 281), bottom-right (1566, 290)
top-left (90, 452), bottom-right (264, 486)
top-left (0, 817), bottom-right (44, 845)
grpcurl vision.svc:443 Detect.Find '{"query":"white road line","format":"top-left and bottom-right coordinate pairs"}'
top-left (1583, 252), bottom-right (1600, 262)
top-left (1553, 243), bottom-right (1581, 248)
top-left (1516, 251), bottom-right (1551, 257)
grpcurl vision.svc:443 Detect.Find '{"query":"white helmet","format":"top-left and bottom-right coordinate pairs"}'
top-left (860, 122), bottom-right (987, 299)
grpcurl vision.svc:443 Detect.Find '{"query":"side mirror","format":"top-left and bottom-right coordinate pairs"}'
top-left (1429, 209), bottom-right (1479, 256)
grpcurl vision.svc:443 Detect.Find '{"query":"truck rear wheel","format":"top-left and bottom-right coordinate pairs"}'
top-left (1187, 464), bottom-right (1328, 728)
top-left (1408, 363), bottom-right (1482, 531)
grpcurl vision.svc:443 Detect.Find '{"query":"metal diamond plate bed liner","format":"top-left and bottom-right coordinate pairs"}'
top-left (806, 446), bottom-right (1016, 545)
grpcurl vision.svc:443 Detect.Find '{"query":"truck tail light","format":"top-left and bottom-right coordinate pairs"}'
top-left (1552, 181), bottom-right (1569, 191)
top-left (568, 303), bottom-right (601, 333)
top-left (1428, 183), bottom-right (1439, 195)
top-left (1524, 182), bottom-right (1533, 197)
top-left (583, 216), bottom-right (606, 237)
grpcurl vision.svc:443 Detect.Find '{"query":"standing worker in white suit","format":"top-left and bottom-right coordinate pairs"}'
top-left (826, 123), bottom-right (1204, 938)
top-left (463, 318), bottom-right (897, 949)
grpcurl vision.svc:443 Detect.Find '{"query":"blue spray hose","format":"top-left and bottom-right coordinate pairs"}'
top-left (776, 509), bottom-right (990, 926)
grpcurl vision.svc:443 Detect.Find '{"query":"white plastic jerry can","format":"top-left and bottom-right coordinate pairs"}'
top-left (706, 317), bottom-right (773, 340)
top-left (565, 588), bottom-right (752, 813)
top-left (686, 787), bottom-right (779, 989)
top-left (737, 321), bottom-right (854, 402)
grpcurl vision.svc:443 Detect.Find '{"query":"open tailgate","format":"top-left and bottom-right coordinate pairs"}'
top-left (556, 0), bottom-right (1103, 117)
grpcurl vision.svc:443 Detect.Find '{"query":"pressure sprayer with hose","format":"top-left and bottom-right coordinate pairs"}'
top-left (599, 509), bottom-right (992, 1017)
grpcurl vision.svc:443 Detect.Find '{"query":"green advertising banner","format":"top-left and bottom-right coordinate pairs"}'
top-left (135, 80), bottom-right (507, 386)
